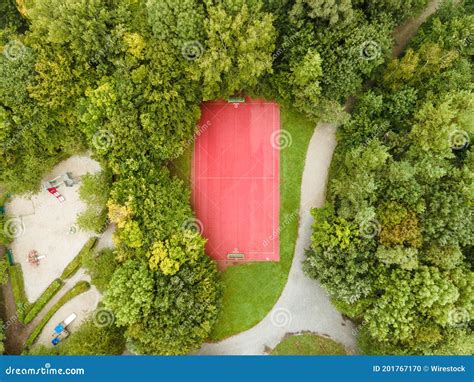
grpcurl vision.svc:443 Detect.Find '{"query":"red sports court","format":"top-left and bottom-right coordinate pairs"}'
top-left (192, 98), bottom-right (280, 263)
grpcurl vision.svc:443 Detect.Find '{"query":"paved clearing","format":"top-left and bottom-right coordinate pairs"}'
top-left (6, 155), bottom-right (101, 302)
top-left (199, 124), bottom-right (357, 355)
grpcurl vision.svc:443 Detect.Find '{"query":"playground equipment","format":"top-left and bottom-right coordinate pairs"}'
top-left (6, 249), bottom-right (14, 265)
top-left (43, 173), bottom-right (78, 202)
top-left (45, 172), bottom-right (77, 189)
top-left (0, 193), bottom-right (11, 215)
top-left (27, 250), bottom-right (45, 267)
top-left (51, 313), bottom-right (77, 346)
top-left (47, 187), bottom-right (65, 203)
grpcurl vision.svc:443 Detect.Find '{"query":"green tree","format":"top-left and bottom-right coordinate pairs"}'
top-left (199, 0), bottom-right (276, 99)
top-left (304, 203), bottom-right (375, 303)
top-left (126, 255), bottom-right (222, 355)
top-left (58, 317), bottom-right (125, 355)
top-left (306, 1), bottom-right (474, 355)
top-left (147, 232), bottom-right (207, 276)
top-left (76, 170), bottom-right (111, 233)
top-left (290, 0), bottom-right (354, 25)
top-left (0, 256), bottom-right (9, 284)
top-left (104, 259), bottom-right (155, 326)
top-left (82, 248), bottom-right (118, 292)
top-left (288, 48), bottom-right (323, 117)
top-left (146, 0), bottom-right (205, 48)
top-left (0, 0), bottom-right (25, 30)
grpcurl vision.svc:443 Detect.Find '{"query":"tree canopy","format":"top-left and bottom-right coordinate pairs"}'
top-left (305, 2), bottom-right (473, 355)
top-left (2, 0), bottom-right (470, 356)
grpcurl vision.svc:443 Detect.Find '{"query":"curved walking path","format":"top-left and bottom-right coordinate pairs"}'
top-left (199, 123), bottom-right (357, 355)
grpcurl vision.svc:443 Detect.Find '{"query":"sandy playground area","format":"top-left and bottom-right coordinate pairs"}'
top-left (6, 155), bottom-right (101, 302)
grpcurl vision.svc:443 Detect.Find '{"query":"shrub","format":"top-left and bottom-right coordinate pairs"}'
top-left (23, 279), bottom-right (63, 324)
top-left (9, 264), bottom-right (29, 322)
top-left (76, 171), bottom-right (112, 233)
top-left (0, 215), bottom-right (12, 245)
top-left (25, 281), bottom-right (91, 348)
top-left (0, 255), bottom-right (8, 285)
top-left (60, 237), bottom-right (97, 281)
top-left (56, 317), bottom-right (125, 355)
top-left (82, 248), bottom-right (117, 292)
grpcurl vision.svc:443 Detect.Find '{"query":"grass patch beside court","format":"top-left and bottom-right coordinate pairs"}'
top-left (271, 333), bottom-right (346, 355)
top-left (209, 106), bottom-right (315, 340)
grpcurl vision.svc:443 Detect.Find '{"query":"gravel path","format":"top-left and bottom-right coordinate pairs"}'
top-left (391, 0), bottom-right (441, 57)
top-left (199, 124), bottom-right (357, 355)
top-left (35, 269), bottom-right (101, 347)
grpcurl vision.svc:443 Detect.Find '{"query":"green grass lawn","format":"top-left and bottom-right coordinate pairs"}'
top-left (270, 333), bottom-right (347, 355)
top-left (171, 105), bottom-right (315, 341)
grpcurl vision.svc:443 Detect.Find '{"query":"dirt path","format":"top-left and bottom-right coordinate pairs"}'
top-left (391, 0), bottom-right (441, 57)
top-left (1, 277), bottom-right (29, 354)
top-left (1, 269), bottom-right (95, 354)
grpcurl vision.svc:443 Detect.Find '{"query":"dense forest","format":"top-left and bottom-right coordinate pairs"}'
top-left (305, 3), bottom-right (473, 354)
top-left (1, 0), bottom-right (472, 355)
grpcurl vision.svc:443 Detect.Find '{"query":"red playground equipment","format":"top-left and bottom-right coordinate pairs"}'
top-left (47, 187), bottom-right (65, 202)
top-left (28, 250), bottom-right (45, 266)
